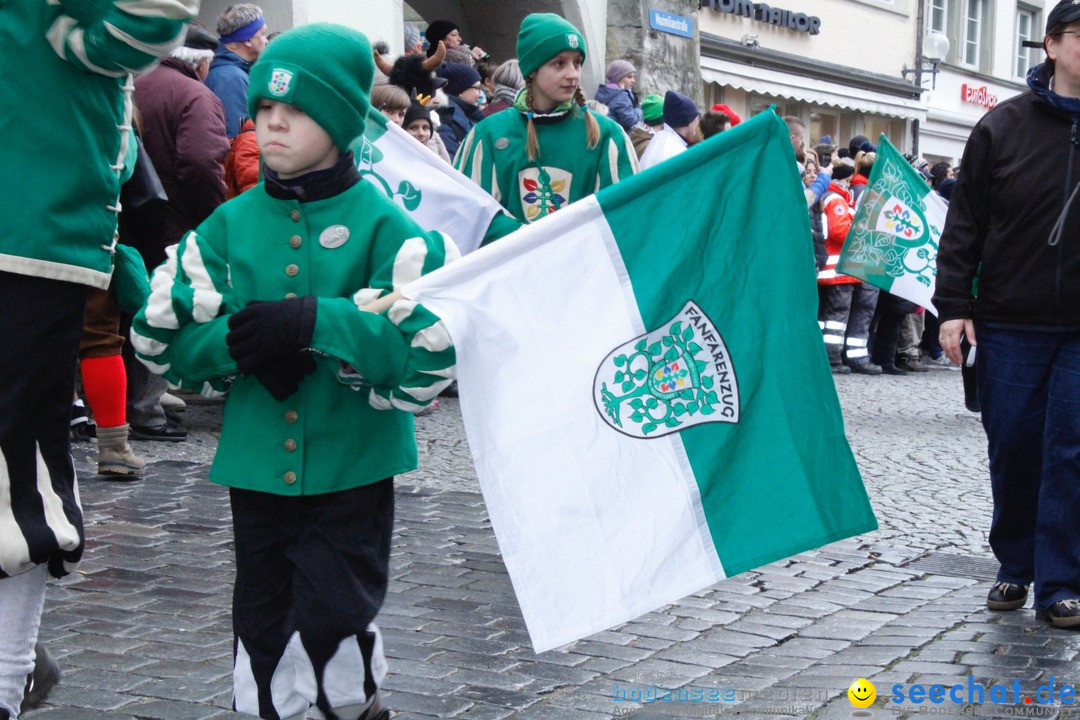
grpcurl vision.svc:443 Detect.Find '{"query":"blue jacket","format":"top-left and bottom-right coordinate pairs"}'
top-left (437, 96), bottom-right (484, 160)
top-left (205, 46), bottom-right (251, 138)
top-left (595, 84), bottom-right (642, 134)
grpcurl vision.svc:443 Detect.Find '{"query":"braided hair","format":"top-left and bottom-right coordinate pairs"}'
top-left (523, 76), bottom-right (601, 162)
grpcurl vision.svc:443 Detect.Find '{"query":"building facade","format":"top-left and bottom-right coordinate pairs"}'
top-left (194, 0), bottom-right (1052, 165)
top-left (698, 0), bottom-right (922, 154)
top-left (918, 0), bottom-right (1050, 164)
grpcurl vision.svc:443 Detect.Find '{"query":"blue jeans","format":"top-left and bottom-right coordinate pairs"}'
top-left (977, 324), bottom-right (1080, 608)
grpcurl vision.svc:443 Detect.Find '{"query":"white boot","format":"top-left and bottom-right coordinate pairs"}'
top-left (96, 424), bottom-right (146, 477)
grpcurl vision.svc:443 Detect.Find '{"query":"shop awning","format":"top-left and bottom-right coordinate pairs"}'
top-left (701, 55), bottom-right (927, 120)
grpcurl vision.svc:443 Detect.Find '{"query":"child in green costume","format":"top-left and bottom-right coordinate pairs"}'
top-left (454, 13), bottom-right (638, 229)
top-left (132, 24), bottom-right (458, 720)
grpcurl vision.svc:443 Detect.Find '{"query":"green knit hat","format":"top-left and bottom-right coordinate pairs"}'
top-left (641, 93), bottom-right (664, 125)
top-left (516, 13), bottom-right (586, 79)
top-left (248, 23), bottom-right (374, 151)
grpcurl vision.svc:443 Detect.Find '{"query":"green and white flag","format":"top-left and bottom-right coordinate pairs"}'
top-left (403, 112), bottom-right (877, 652)
top-left (350, 112), bottom-right (506, 255)
top-left (838, 134), bottom-right (948, 314)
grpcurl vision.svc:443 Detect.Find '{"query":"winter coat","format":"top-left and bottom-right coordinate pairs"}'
top-left (226, 119), bottom-right (261, 199)
top-left (0, 0), bottom-right (194, 290)
top-left (638, 125), bottom-right (689, 171)
top-left (595, 83), bottom-right (642, 135)
top-left (205, 45), bottom-right (252, 138)
top-left (135, 58), bottom-right (230, 266)
top-left (817, 182), bottom-right (859, 285)
top-left (437, 95), bottom-right (484, 160)
top-left (934, 63), bottom-right (1080, 325)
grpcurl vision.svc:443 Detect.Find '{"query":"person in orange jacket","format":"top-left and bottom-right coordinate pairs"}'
top-left (225, 117), bottom-right (261, 198)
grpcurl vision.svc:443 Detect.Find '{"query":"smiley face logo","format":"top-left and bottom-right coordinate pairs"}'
top-left (848, 678), bottom-right (876, 708)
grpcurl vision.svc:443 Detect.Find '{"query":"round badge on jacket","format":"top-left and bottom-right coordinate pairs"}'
top-left (495, 137), bottom-right (509, 150)
top-left (319, 225), bottom-right (350, 248)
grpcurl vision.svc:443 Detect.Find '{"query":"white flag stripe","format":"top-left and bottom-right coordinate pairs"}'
top-left (405, 200), bottom-right (726, 652)
top-left (366, 120), bottom-right (503, 255)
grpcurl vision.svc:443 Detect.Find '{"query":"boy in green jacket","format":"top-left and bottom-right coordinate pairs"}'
top-left (132, 24), bottom-right (457, 720)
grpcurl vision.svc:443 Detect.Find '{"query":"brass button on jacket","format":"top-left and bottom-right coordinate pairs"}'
top-left (289, 235), bottom-right (302, 249)
top-left (284, 410), bottom-right (298, 423)
top-left (290, 209), bottom-right (301, 222)
top-left (284, 439), bottom-right (298, 452)
top-left (285, 264), bottom-right (299, 277)
top-left (283, 471), bottom-right (297, 485)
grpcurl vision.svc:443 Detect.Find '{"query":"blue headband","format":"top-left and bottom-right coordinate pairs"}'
top-left (219, 17), bottom-right (265, 44)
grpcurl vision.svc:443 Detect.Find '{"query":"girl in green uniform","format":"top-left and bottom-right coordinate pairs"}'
top-left (454, 13), bottom-right (638, 232)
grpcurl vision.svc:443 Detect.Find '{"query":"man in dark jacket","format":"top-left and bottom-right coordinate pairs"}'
top-left (436, 62), bottom-right (486, 159)
top-left (205, 3), bottom-right (267, 138)
top-left (935, 0), bottom-right (1080, 628)
top-left (129, 23), bottom-right (229, 441)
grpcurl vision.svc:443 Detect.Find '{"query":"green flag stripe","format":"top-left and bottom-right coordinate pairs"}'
top-left (597, 112), bottom-right (876, 574)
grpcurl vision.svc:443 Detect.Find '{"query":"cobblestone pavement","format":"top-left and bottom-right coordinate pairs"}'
top-left (27, 366), bottom-right (1080, 720)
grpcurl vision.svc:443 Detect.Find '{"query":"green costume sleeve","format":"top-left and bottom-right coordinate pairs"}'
top-left (46, 0), bottom-right (197, 77)
top-left (329, 230), bottom-right (462, 413)
top-left (130, 229), bottom-right (240, 395)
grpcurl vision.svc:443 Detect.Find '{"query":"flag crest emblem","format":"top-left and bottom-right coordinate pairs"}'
top-left (269, 69), bottom-right (293, 97)
top-left (876, 197), bottom-right (927, 245)
top-left (594, 300), bottom-right (739, 438)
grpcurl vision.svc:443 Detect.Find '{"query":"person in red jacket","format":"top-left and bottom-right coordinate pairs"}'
top-left (225, 118), bottom-right (260, 198)
top-left (816, 161), bottom-right (881, 374)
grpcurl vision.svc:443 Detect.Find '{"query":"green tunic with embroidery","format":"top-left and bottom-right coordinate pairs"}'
top-left (454, 98), bottom-right (638, 226)
top-left (131, 179), bottom-right (458, 496)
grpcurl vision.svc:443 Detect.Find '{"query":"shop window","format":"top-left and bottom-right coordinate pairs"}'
top-left (1016, 7), bottom-right (1039, 78)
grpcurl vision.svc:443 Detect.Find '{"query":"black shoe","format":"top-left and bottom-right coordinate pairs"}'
top-left (70, 418), bottom-right (97, 441)
top-left (897, 358), bottom-right (930, 373)
top-left (987, 581), bottom-right (1028, 611)
top-left (848, 360), bottom-right (883, 375)
top-left (130, 422), bottom-right (188, 442)
top-left (881, 364), bottom-right (909, 376)
top-left (831, 364), bottom-right (851, 375)
top-left (1037, 599), bottom-right (1080, 628)
top-left (22, 643), bottom-right (60, 712)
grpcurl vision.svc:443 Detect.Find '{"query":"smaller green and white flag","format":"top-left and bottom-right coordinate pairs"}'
top-left (350, 112), bottom-right (507, 255)
top-left (838, 134), bottom-right (948, 315)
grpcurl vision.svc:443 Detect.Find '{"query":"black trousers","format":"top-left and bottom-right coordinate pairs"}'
top-left (871, 292), bottom-right (916, 369)
top-left (0, 272), bottom-right (87, 579)
top-left (230, 480), bottom-right (393, 720)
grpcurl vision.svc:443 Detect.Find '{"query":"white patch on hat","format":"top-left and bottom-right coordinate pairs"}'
top-left (269, 69), bottom-right (293, 97)
top-left (567, 34), bottom-right (579, 48)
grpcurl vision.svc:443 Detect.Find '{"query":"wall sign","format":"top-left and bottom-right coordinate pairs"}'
top-left (700, 0), bottom-right (821, 35)
top-left (961, 84), bottom-right (998, 109)
top-left (650, 9), bottom-right (694, 38)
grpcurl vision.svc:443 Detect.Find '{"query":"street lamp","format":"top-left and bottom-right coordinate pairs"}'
top-left (902, 30), bottom-right (951, 89)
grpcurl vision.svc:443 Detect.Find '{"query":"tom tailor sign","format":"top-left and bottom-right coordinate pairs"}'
top-left (700, 0), bottom-right (821, 34)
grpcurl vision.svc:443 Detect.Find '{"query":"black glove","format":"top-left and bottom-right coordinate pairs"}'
top-left (226, 297), bottom-right (317, 374)
top-left (252, 352), bottom-right (317, 401)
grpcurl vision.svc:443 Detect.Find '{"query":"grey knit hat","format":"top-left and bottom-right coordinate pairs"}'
top-left (605, 59), bottom-right (635, 84)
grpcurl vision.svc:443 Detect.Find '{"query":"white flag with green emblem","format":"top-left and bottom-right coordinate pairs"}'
top-left (349, 112), bottom-right (506, 255)
top-left (403, 112), bottom-right (877, 652)
top-left (838, 134), bottom-right (948, 314)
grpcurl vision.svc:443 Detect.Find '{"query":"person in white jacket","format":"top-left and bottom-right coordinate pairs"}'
top-left (639, 90), bottom-right (701, 171)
